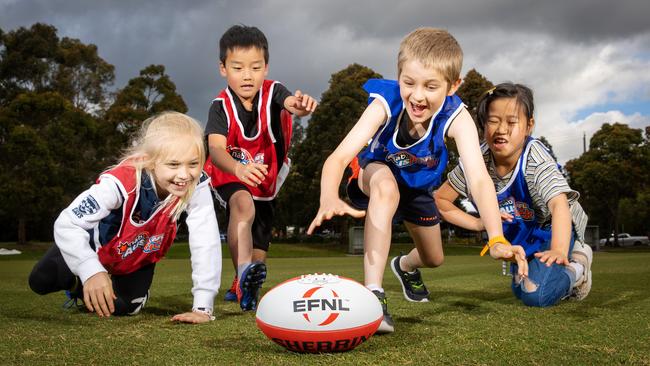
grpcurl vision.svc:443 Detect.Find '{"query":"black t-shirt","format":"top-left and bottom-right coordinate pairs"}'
top-left (395, 112), bottom-right (420, 147)
top-left (205, 83), bottom-right (292, 165)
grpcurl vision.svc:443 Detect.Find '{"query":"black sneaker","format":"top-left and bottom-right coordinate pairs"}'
top-left (238, 262), bottom-right (267, 311)
top-left (391, 255), bottom-right (430, 302)
top-left (62, 276), bottom-right (85, 311)
top-left (372, 290), bottom-right (394, 334)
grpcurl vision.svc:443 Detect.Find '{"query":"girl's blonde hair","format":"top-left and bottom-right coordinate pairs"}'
top-left (117, 111), bottom-right (206, 221)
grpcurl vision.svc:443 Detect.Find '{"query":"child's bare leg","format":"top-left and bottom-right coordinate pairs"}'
top-left (359, 163), bottom-right (400, 287)
top-left (227, 190), bottom-right (255, 268)
top-left (400, 222), bottom-right (444, 271)
top-left (252, 249), bottom-right (267, 263)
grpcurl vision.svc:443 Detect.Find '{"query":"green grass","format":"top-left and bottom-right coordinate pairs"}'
top-left (1, 243), bottom-right (649, 365)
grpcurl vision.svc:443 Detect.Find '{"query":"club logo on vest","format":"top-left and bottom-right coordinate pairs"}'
top-left (500, 197), bottom-right (534, 221)
top-left (116, 233), bottom-right (165, 258)
top-left (253, 152), bottom-right (265, 164)
top-left (72, 195), bottom-right (100, 218)
top-left (293, 286), bottom-right (350, 326)
top-left (387, 152), bottom-right (439, 169)
top-left (228, 146), bottom-right (254, 165)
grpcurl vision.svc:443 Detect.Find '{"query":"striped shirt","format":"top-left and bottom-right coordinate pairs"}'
top-left (447, 140), bottom-right (588, 241)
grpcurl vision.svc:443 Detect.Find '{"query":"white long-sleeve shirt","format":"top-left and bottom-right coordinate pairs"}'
top-left (53, 172), bottom-right (222, 311)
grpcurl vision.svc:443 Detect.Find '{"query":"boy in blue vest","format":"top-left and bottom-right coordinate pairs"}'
top-left (204, 25), bottom-right (317, 311)
top-left (308, 28), bottom-right (525, 333)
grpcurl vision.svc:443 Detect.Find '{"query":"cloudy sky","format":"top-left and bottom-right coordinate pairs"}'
top-left (2, 0), bottom-right (649, 163)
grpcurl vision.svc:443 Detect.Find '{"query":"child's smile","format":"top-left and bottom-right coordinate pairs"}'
top-left (398, 59), bottom-right (459, 126)
top-left (153, 142), bottom-right (201, 199)
top-left (484, 97), bottom-right (534, 170)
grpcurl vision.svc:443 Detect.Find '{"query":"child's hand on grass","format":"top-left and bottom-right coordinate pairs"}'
top-left (534, 249), bottom-right (569, 266)
top-left (83, 272), bottom-right (116, 318)
top-left (171, 311), bottom-right (214, 324)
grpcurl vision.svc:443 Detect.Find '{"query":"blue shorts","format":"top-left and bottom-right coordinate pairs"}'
top-left (346, 178), bottom-right (440, 227)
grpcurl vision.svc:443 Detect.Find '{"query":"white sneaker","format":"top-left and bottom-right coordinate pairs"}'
top-left (571, 242), bottom-right (593, 300)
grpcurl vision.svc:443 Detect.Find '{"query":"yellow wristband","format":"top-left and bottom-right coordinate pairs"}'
top-left (480, 235), bottom-right (511, 256)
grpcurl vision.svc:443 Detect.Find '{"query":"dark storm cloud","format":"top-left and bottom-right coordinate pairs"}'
top-left (1, 0), bottom-right (649, 154)
top-left (302, 0), bottom-right (650, 43)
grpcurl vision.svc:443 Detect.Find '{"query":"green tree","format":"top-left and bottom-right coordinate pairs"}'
top-left (0, 92), bottom-right (101, 243)
top-left (446, 69), bottom-right (494, 174)
top-left (538, 136), bottom-right (558, 162)
top-left (457, 68), bottom-right (493, 126)
top-left (102, 64), bottom-right (187, 161)
top-left (565, 123), bottom-right (649, 245)
top-left (0, 23), bottom-right (114, 110)
top-left (279, 64), bottom-right (381, 240)
top-left (0, 23), bottom-right (115, 243)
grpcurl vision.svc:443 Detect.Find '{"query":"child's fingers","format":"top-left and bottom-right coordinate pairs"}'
top-left (344, 207), bottom-right (366, 218)
top-left (107, 287), bottom-right (116, 314)
top-left (294, 90), bottom-right (303, 99)
top-left (84, 291), bottom-right (94, 313)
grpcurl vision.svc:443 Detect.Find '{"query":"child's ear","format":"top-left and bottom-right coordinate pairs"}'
top-left (219, 61), bottom-right (227, 77)
top-left (528, 117), bottom-right (535, 135)
top-left (448, 78), bottom-right (462, 96)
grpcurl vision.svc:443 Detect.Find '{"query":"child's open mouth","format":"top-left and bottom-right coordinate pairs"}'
top-left (410, 102), bottom-right (427, 118)
top-left (493, 137), bottom-right (508, 149)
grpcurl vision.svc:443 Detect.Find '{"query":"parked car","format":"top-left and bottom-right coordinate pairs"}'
top-left (599, 233), bottom-right (650, 246)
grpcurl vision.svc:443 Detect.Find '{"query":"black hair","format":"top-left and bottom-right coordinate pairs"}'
top-left (476, 82), bottom-right (534, 130)
top-left (219, 25), bottom-right (269, 64)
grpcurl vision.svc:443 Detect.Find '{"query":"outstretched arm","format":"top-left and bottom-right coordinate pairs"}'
top-left (435, 182), bottom-right (513, 231)
top-left (534, 193), bottom-right (572, 266)
top-left (307, 99), bottom-right (386, 234)
top-left (448, 109), bottom-right (528, 276)
top-left (435, 182), bottom-right (484, 231)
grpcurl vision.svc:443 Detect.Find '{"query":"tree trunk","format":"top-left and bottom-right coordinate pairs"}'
top-left (18, 217), bottom-right (27, 245)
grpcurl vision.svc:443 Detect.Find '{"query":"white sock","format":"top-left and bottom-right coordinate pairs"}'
top-left (366, 284), bottom-right (384, 293)
top-left (569, 262), bottom-right (584, 283)
top-left (399, 255), bottom-right (415, 273)
top-left (237, 262), bottom-right (251, 279)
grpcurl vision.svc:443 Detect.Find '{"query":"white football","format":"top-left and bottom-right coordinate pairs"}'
top-left (255, 273), bottom-right (383, 353)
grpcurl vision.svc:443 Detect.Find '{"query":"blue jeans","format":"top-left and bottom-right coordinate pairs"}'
top-left (510, 237), bottom-right (576, 307)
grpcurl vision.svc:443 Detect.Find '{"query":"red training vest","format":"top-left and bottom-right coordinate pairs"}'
top-left (96, 163), bottom-right (178, 275)
top-left (204, 80), bottom-right (292, 200)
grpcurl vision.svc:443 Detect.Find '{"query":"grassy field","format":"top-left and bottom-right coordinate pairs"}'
top-left (1, 242), bottom-right (649, 365)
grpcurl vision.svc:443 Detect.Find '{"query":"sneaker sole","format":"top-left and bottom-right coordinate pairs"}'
top-left (390, 256), bottom-right (429, 303)
top-left (239, 262), bottom-right (267, 311)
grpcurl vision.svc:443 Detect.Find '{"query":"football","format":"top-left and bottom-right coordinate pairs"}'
top-left (255, 273), bottom-right (383, 353)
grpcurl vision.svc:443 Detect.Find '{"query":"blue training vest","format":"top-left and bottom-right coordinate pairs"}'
top-left (357, 79), bottom-right (464, 192)
top-left (489, 137), bottom-right (572, 257)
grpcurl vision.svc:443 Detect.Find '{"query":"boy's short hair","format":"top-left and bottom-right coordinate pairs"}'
top-left (397, 28), bottom-right (463, 88)
top-left (219, 25), bottom-right (269, 64)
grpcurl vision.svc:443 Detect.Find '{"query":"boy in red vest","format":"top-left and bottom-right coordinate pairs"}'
top-left (204, 25), bottom-right (317, 311)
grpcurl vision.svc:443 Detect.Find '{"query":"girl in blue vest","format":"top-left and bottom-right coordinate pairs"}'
top-left (307, 28), bottom-right (527, 333)
top-left (29, 112), bottom-right (222, 322)
top-left (435, 83), bottom-right (592, 307)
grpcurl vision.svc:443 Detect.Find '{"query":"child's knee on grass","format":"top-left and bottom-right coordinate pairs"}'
top-left (514, 258), bottom-right (572, 307)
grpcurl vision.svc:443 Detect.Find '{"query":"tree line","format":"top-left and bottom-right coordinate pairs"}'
top-left (1, 23), bottom-right (648, 245)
